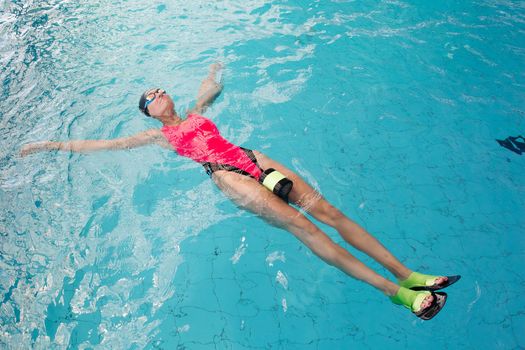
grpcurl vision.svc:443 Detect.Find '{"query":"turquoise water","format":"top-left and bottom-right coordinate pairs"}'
top-left (1, 0), bottom-right (524, 348)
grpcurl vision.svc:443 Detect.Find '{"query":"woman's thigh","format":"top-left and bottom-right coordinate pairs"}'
top-left (211, 170), bottom-right (312, 232)
top-left (253, 150), bottom-right (344, 226)
top-left (212, 170), bottom-right (347, 265)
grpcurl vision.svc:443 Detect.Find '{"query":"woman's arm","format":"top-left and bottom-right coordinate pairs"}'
top-left (188, 63), bottom-right (224, 115)
top-left (20, 129), bottom-right (168, 157)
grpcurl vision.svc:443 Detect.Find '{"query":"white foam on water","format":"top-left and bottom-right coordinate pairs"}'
top-left (230, 236), bottom-right (247, 264)
top-left (276, 270), bottom-right (288, 290)
top-left (266, 251), bottom-right (286, 266)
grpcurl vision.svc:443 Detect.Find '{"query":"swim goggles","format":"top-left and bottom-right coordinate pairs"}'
top-left (139, 88), bottom-right (165, 116)
top-left (145, 88), bottom-right (165, 109)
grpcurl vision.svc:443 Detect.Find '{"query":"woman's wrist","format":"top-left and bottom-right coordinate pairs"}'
top-left (21, 141), bottom-right (60, 156)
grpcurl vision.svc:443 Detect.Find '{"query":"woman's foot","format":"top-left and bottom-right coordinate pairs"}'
top-left (399, 271), bottom-right (461, 291)
top-left (390, 287), bottom-right (448, 320)
top-left (419, 293), bottom-right (434, 310)
top-left (426, 276), bottom-right (448, 286)
top-left (413, 292), bottom-right (447, 320)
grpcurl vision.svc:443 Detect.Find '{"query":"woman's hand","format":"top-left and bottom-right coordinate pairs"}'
top-left (197, 63), bottom-right (223, 97)
top-left (189, 63), bottom-right (224, 115)
top-left (208, 63), bottom-right (223, 79)
top-left (20, 141), bottom-right (59, 157)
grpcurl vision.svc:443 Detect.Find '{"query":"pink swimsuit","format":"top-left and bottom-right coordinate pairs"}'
top-left (161, 114), bottom-right (262, 180)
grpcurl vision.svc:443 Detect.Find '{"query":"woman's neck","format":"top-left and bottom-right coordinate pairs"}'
top-left (161, 110), bottom-right (183, 126)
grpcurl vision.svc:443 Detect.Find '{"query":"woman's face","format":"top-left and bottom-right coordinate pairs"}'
top-left (145, 88), bottom-right (174, 117)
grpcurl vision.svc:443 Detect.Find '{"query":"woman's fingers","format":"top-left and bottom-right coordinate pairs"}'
top-left (209, 62), bottom-right (223, 73)
top-left (20, 144), bottom-right (36, 157)
top-left (19, 141), bottom-right (54, 157)
top-left (208, 62), bottom-right (223, 80)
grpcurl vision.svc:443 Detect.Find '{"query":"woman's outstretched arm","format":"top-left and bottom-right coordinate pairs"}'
top-left (188, 63), bottom-right (224, 115)
top-left (20, 129), bottom-right (168, 157)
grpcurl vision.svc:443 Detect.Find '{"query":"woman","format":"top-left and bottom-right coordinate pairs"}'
top-left (21, 63), bottom-right (460, 320)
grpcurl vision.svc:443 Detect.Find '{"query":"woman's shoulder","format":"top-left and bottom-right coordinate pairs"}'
top-left (145, 128), bottom-right (172, 149)
top-left (145, 128), bottom-right (165, 136)
top-left (141, 128), bottom-right (168, 142)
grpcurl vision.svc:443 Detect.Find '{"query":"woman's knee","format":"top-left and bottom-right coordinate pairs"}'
top-left (315, 201), bottom-right (345, 227)
top-left (284, 213), bottom-right (316, 234)
top-left (305, 233), bottom-right (340, 264)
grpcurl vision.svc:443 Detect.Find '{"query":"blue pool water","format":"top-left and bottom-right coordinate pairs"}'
top-left (1, 0), bottom-right (524, 348)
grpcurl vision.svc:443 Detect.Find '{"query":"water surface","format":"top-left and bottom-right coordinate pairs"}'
top-left (1, 0), bottom-right (524, 348)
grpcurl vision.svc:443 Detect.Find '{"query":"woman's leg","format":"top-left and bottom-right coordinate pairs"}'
top-left (253, 151), bottom-right (445, 285)
top-left (212, 170), bottom-right (401, 296)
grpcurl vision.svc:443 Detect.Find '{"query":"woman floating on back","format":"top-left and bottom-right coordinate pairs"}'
top-left (21, 63), bottom-right (460, 320)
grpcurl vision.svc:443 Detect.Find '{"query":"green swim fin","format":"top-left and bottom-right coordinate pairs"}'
top-left (399, 272), bottom-right (461, 291)
top-left (390, 287), bottom-right (447, 320)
